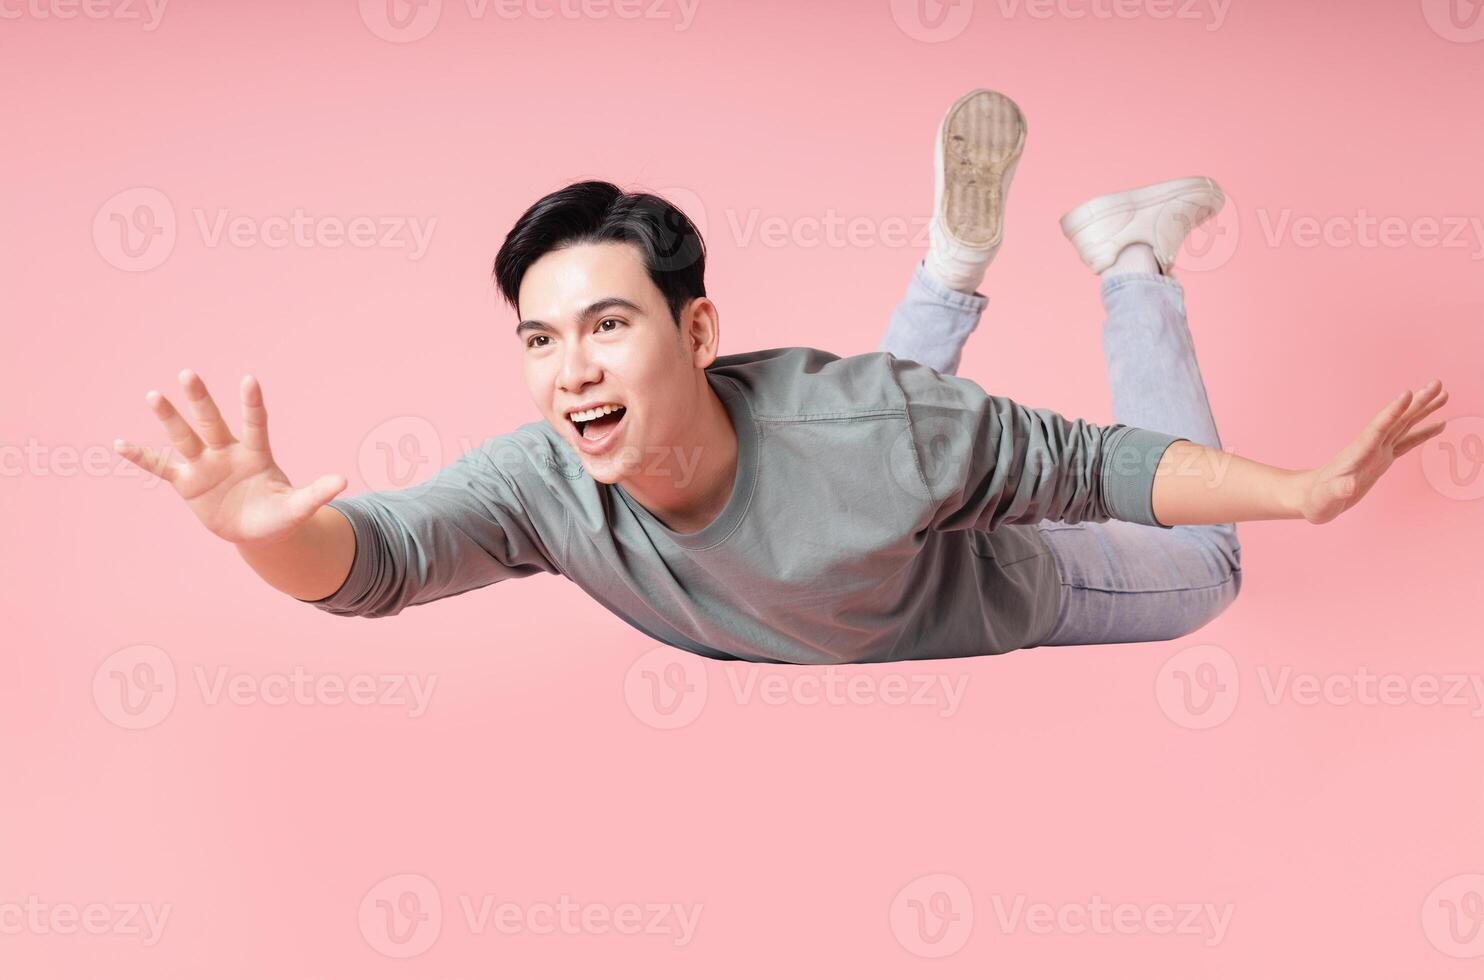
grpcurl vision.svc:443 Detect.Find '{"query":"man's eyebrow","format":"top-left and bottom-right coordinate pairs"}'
top-left (515, 297), bottom-right (646, 335)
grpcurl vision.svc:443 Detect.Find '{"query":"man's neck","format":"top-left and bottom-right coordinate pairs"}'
top-left (619, 379), bottom-right (738, 534)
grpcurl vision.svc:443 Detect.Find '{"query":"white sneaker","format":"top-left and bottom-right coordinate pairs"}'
top-left (925, 88), bottom-right (1027, 292)
top-left (1058, 176), bottom-right (1225, 276)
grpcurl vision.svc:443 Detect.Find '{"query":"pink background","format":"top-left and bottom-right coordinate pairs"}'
top-left (4, 0), bottom-right (1484, 976)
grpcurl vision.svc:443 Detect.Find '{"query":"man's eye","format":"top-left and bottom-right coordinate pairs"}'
top-left (526, 334), bottom-right (550, 349)
top-left (597, 318), bottom-right (622, 332)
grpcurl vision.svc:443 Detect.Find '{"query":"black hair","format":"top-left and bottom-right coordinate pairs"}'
top-left (492, 180), bottom-right (707, 327)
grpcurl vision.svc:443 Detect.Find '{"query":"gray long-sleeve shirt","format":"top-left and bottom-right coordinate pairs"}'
top-left (302, 347), bottom-right (1183, 665)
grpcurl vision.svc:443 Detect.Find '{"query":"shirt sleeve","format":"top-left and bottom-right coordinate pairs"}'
top-left (299, 435), bottom-right (562, 618)
top-left (887, 354), bottom-right (1186, 531)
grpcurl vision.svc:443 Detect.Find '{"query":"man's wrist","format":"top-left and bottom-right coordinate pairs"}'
top-left (1278, 468), bottom-right (1314, 520)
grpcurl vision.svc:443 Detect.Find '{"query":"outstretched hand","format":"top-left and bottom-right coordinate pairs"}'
top-left (1298, 379), bottom-right (1449, 525)
top-left (113, 370), bottom-right (348, 545)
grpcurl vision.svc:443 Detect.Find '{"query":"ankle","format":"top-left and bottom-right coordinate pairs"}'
top-left (1101, 242), bottom-right (1161, 279)
top-left (924, 236), bottom-right (999, 296)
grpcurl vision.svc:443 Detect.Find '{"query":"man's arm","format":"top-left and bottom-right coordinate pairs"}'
top-left (889, 357), bottom-right (1449, 531)
top-left (236, 504), bottom-right (356, 602)
top-left (888, 355), bottom-right (1184, 530)
top-left (294, 439), bottom-right (563, 618)
top-left (113, 370), bottom-right (561, 618)
top-left (1149, 441), bottom-right (1304, 526)
top-left (1151, 379), bottom-right (1450, 526)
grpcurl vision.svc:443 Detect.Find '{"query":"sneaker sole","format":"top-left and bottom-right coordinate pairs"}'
top-left (1058, 176), bottom-right (1223, 239)
top-left (941, 89), bottom-right (1026, 249)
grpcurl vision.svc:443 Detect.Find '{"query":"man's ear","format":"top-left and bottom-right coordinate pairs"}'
top-left (679, 297), bottom-right (721, 369)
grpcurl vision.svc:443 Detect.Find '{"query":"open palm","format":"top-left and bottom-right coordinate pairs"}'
top-left (113, 370), bottom-right (347, 545)
top-left (1300, 379), bottom-right (1450, 525)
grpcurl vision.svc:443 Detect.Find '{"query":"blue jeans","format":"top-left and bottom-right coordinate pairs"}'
top-left (878, 262), bottom-right (1243, 646)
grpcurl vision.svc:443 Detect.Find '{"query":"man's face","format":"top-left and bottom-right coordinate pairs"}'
top-left (516, 240), bottom-right (701, 484)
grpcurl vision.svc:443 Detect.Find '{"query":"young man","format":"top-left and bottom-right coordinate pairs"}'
top-left (114, 89), bottom-right (1449, 666)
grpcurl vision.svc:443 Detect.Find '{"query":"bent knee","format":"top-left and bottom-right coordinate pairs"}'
top-left (1184, 562), bottom-right (1243, 638)
top-left (1186, 522), bottom-right (1242, 580)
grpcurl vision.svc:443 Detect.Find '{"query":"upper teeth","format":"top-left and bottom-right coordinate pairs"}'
top-left (569, 404), bottom-right (623, 423)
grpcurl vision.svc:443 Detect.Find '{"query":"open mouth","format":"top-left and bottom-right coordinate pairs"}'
top-left (567, 403), bottom-right (628, 449)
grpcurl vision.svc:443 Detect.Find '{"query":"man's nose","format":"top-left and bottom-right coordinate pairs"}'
top-left (557, 343), bottom-right (602, 391)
